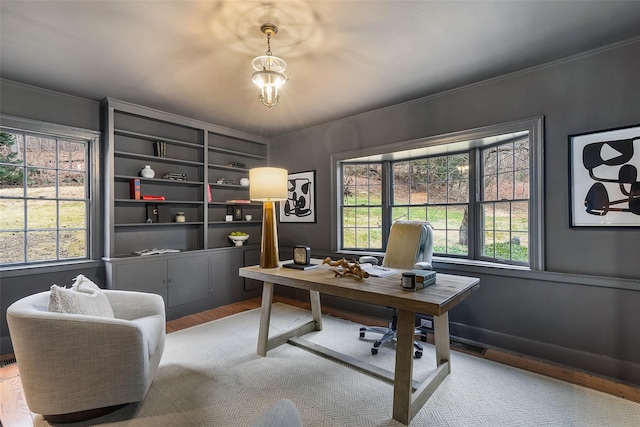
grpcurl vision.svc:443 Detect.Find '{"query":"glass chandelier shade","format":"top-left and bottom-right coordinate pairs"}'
top-left (251, 24), bottom-right (288, 109)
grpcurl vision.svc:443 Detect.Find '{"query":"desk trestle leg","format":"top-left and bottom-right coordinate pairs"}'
top-left (393, 311), bottom-right (452, 425)
top-left (257, 281), bottom-right (275, 356)
top-left (257, 283), bottom-right (323, 357)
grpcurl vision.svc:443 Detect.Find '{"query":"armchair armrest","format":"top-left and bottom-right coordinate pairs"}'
top-left (104, 290), bottom-right (165, 321)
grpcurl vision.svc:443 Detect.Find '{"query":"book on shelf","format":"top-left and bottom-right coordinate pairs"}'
top-left (226, 161), bottom-right (246, 168)
top-left (207, 184), bottom-right (212, 203)
top-left (129, 178), bottom-right (140, 200)
top-left (225, 199), bottom-right (251, 204)
top-left (153, 141), bottom-right (167, 157)
top-left (142, 195), bottom-right (166, 200)
top-left (134, 248), bottom-right (180, 256)
top-left (162, 172), bottom-right (187, 181)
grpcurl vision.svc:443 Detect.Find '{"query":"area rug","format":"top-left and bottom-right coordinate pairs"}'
top-left (36, 303), bottom-right (640, 426)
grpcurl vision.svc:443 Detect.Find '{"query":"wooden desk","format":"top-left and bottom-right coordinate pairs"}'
top-left (239, 260), bottom-right (479, 425)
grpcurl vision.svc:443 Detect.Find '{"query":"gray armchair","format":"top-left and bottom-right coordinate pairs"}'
top-left (6, 289), bottom-right (165, 422)
top-left (359, 220), bottom-right (434, 358)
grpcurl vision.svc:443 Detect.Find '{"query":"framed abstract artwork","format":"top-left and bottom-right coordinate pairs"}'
top-left (280, 170), bottom-right (316, 223)
top-left (569, 124), bottom-right (640, 227)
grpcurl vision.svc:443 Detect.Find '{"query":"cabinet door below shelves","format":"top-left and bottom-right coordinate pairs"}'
top-left (210, 250), bottom-right (245, 306)
top-left (167, 253), bottom-right (209, 307)
top-left (243, 248), bottom-right (262, 292)
top-left (115, 259), bottom-right (168, 304)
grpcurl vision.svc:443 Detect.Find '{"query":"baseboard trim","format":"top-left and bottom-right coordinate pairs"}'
top-left (450, 322), bottom-right (640, 388)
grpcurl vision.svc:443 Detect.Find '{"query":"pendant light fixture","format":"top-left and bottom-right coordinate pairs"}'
top-left (251, 23), bottom-right (288, 108)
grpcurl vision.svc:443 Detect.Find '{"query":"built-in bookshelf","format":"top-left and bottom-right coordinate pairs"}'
top-left (102, 98), bottom-right (268, 258)
top-left (101, 98), bottom-right (268, 319)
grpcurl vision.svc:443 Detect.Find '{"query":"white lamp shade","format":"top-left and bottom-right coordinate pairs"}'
top-left (249, 167), bottom-right (288, 201)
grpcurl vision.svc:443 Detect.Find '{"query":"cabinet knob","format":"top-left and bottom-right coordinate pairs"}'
top-left (167, 279), bottom-right (173, 284)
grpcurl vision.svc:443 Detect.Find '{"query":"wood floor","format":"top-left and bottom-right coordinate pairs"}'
top-left (2, 295), bottom-right (639, 427)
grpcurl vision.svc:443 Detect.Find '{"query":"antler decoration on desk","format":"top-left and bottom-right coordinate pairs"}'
top-left (322, 257), bottom-right (370, 279)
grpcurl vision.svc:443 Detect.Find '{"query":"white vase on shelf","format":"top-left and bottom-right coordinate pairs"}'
top-left (140, 165), bottom-right (155, 178)
top-left (240, 177), bottom-right (250, 187)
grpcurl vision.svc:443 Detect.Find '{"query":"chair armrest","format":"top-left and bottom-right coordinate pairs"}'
top-left (413, 261), bottom-right (433, 270)
top-left (104, 290), bottom-right (165, 321)
top-left (359, 256), bottom-right (379, 265)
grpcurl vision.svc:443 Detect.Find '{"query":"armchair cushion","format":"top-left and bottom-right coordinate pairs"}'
top-left (48, 275), bottom-right (114, 318)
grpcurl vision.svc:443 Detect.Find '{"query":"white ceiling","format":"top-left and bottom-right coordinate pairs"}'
top-left (2, 1), bottom-right (640, 138)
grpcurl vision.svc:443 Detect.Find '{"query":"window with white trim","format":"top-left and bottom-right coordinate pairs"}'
top-left (335, 118), bottom-right (544, 269)
top-left (0, 117), bottom-right (99, 266)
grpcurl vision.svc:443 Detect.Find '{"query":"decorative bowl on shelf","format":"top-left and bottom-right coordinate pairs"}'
top-left (228, 234), bottom-right (249, 246)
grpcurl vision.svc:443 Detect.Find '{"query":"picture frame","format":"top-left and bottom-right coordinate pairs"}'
top-left (569, 124), bottom-right (640, 227)
top-left (280, 170), bottom-right (316, 223)
top-left (234, 206), bottom-right (243, 221)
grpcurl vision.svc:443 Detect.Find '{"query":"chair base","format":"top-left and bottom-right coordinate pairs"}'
top-left (360, 326), bottom-right (426, 358)
top-left (43, 403), bottom-right (128, 423)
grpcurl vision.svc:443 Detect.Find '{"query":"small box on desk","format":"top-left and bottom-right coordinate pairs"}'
top-left (412, 270), bottom-right (437, 289)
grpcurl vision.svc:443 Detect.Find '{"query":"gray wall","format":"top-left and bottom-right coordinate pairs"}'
top-left (0, 79), bottom-right (103, 354)
top-left (270, 40), bottom-right (640, 385)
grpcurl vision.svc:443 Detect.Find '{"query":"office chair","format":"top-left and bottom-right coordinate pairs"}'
top-left (359, 220), bottom-right (434, 358)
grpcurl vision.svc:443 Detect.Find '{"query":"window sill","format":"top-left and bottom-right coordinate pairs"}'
top-left (432, 256), bottom-right (530, 271)
top-left (336, 250), bottom-right (530, 271)
top-left (0, 259), bottom-right (102, 278)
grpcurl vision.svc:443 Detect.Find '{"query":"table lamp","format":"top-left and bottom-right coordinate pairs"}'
top-left (249, 167), bottom-right (288, 268)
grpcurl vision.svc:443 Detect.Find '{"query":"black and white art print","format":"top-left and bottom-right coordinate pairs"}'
top-left (280, 170), bottom-right (316, 223)
top-left (569, 125), bottom-right (640, 227)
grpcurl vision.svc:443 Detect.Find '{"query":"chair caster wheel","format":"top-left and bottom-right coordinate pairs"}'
top-left (371, 348), bottom-right (378, 355)
top-left (359, 332), bottom-right (365, 338)
top-left (415, 351), bottom-right (422, 358)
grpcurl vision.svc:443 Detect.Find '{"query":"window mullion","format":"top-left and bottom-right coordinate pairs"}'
top-left (469, 148), bottom-right (479, 260)
top-left (382, 161), bottom-right (391, 249)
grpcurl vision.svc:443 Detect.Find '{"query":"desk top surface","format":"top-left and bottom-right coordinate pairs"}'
top-left (239, 259), bottom-right (479, 316)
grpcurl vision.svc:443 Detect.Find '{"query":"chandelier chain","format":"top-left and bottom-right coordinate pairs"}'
top-left (266, 33), bottom-right (272, 56)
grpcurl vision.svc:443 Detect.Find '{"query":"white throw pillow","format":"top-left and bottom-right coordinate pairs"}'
top-left (48, 275), bottom-right (114, 318)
